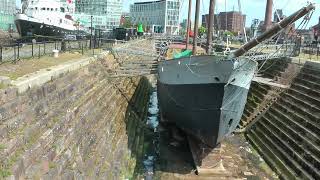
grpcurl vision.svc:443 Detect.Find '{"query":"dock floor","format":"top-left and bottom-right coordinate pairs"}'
top-left (155, 123), bottom-right (277, 179)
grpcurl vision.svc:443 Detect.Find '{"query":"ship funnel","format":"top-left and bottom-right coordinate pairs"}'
top-left (232, 3), bottom-right (315, 58)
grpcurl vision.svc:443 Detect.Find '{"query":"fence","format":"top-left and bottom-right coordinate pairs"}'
top-left (0, 38), bottom-right (120, 63)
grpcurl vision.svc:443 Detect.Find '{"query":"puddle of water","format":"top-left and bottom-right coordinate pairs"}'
top-left (143, 89), bottom-right (160, 179)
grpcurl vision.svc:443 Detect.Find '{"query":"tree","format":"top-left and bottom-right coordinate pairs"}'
top-left (198, 26), bottom-right (207, 37)
top-left (121, 17), bottom-right (133, 28)
top-left (223, 30), bottom-right (234, 37)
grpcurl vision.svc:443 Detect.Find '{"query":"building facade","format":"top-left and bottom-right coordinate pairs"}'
top-left (130, 0), bottom-right (180, 35)
top-left (202, 11), bottom-right (246, 34)
top-left (74, 0), bottom-right (122, 32)
top-left (0, 0), bottom-right (16, 32)
top-left (273, 9), bottom-right (284, 22)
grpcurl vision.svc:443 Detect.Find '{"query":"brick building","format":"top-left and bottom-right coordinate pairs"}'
top-left (312, 17), bottom-right (320, 41)
top-left (202, 11), bottom-right (246, 34)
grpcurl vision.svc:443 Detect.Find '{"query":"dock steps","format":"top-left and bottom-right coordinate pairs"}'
top-left (246, 61), bottom-right (320, 179)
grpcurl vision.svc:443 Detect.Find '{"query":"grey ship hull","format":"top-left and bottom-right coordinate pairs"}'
top-left (157, 55), bottom-right (257, 147)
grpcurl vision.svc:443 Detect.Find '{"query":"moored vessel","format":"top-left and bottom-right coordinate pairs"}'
top-left (157, 3), bottom-right (315, 147)
top-left (15, 0), bottom-right (86, 37)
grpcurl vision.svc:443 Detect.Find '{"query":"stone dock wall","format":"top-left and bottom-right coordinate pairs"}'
top-left (0, 60), bottom-right (151, 179)
top-left (246, 61), bottom-right (320, 179)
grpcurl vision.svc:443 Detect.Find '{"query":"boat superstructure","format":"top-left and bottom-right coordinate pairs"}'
top-left (15, 0), bottom-right (84, 37)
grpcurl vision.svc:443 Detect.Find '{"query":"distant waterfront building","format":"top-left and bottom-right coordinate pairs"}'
top-left (0, 0), bottom-right (16, 32)
top-left (202, 11), bottom-right (246, 34)
top-left (201, 14), bottom-right (218, 29)
top-left (311, 17), bottom-right (320, 41)
top-left (75, 0), bottom-right (122, 32)
top-left (130, 0), bottom-right (180, 35)
top-left (296, 29), bottom-right (314, 44)
top-left (273, 9), bottom-right (284, 22)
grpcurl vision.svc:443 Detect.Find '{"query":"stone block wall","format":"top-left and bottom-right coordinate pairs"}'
top-left (0, 61), bottom-right (151, 179)
top-left (246, 61), bottom-right (320, 179)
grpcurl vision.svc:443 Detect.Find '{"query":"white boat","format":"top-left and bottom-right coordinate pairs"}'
top-left (15, 0), bottom-right (86, 37)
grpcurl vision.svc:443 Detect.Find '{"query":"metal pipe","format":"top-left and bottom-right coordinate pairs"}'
top-left (232, 3), bottom-right (315, 58)
top-left (206, 0), bottom-right (215, 54)
top-left (186, 0), bottom-right (192, 49)
top-left (193, 0), bottom-right (200, 55)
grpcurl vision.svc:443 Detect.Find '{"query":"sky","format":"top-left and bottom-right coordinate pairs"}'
top-left (124, 0), bottom-right (320, 28)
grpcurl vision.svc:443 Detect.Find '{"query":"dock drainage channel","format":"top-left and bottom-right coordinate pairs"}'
top-left (143, 89), bottom-right (160, 180)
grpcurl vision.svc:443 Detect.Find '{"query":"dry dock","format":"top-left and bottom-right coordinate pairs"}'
top-left (0, 38), bottom-right (319, 179)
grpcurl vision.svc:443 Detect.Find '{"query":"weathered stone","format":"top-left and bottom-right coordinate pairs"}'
top-left (0, 42), bottom-right (153, 179)
top-left (0, 76), bottom-right (10, 85)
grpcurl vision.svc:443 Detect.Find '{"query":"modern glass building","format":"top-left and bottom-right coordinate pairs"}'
top-left (0, 0), bottom-right (16, 32)
top-left (74, 0), bottom-right (122, 32)
top-left (130, 0), bottom-right (180, 35)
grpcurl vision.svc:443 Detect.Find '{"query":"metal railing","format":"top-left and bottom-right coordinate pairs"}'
top-left (0, 37), bottom-right (124, 63)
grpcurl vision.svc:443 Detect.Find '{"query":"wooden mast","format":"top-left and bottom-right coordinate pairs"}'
top-left (192, 0), bottom-right (200, 55)
top-left (206, 0), bottom-right (215, 54)
top-left (232, 3), bottom-right (315, 58)
top-left (186, 0), bottom-right (192, 49)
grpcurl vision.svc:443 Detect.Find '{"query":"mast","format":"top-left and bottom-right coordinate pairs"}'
top-left (192, 0), bottom-right (200, 55)
top-left (186, 0), bottom-right (192, 49)
top-left (232, 3), bottom-right (315, 58)
top-left (206, 0), bottom-right (215, 54)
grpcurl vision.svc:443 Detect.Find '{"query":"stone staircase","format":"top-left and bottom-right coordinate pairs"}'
top-left (246, 61), bottom-right (320, 179)
top-left (238, 58), bottom-right (295, 130)
top-left (238, 82), bottom-right (272, 129)
top-left (258, 57), bottom-right (291, 80)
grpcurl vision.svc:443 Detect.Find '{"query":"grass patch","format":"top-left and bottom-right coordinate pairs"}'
top-left (0, 83), bottom-right (8, 89)
top-left (297, 53), bottom-right (320, 61)
top-left (49, 162), bottom-right (56, 169)
top-left (0, 52), bottom-right (90, 80)
top-left (0, 168), bottom-right (12, 178)
top-left (0, 144), bottom-right (6, 151)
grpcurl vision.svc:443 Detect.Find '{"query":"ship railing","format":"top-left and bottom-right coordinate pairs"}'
top-left (242, 43), bottom-right (297, 60)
